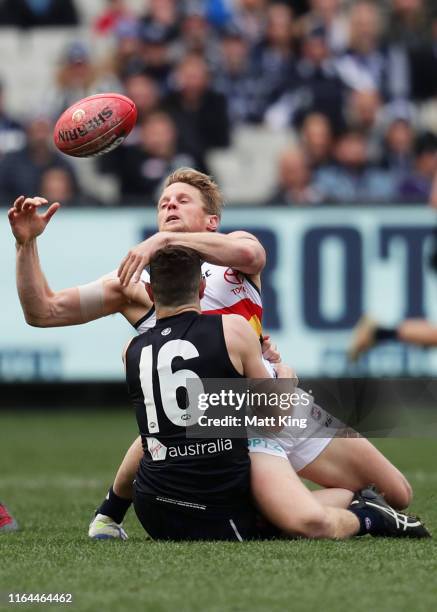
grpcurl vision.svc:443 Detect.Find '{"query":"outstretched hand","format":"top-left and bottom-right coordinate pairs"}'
top-left (8, 196), bottom-right (60, 245)
top-left (118, 233), bottom-right (167, 286)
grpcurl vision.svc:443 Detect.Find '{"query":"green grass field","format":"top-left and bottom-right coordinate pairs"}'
top-left (1, 410), bottom-right (436, 612)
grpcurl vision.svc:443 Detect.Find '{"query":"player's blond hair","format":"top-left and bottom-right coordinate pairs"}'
top-left (162, 167), bottom-right (224, 219)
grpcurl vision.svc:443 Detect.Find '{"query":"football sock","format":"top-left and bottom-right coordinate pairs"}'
top-left (374, 327), bottom-right (398, 342)
top-left (96, 487), bottom-right (132, 524)
top-left (348, 506), bottom-right (386, 536)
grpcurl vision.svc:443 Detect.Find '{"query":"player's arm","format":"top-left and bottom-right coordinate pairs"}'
top-left (16, 244), bottom-right (128, 327)
top-left (118, 230), bottom-right (266, 286)
top-left (166, 230), bottom-right (265, 275)
top-left (223, 316), bottom-right (297, 429)
top-left (224, 316), bottom-right (292, 381)
top-left (9, 196), bottom-right (130, 327)
top-left (223, 316), bottom-right (274, 379)
top-left (398, 319), bottom-right (437, 346)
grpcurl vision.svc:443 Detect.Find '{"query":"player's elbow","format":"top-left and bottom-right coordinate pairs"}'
top-left (24, 312), bottom-right (51, 327)
top-left (23, 301), bottom-right (60, 327)
top-left (238, 243), bottom-right (266, 274)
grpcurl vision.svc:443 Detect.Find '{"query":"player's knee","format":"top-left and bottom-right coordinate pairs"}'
top-left (395, 477), bottom-right (413, 510)
top-left (384, 474), bottom-right (413, 509)
top-left (288, 508), bottom-right (331, 539)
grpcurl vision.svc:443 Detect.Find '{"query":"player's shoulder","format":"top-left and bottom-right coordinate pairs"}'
top-left (222, 313), bottom-right (249, 327)
top-left (222, 314), bottom-right (257, 340)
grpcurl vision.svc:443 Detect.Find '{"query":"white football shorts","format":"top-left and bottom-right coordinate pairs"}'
top-left (247, 387), bottom-right (343, 472)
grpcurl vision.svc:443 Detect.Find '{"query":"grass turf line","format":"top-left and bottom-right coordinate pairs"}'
top-left (0, 411), bottom-right (436, 612)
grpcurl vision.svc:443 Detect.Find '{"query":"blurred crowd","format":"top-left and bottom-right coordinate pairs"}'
top-left (1, 0), bottom-right (437, 207)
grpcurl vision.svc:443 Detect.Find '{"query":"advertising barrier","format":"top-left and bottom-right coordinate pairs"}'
top-left (1, 206), bottom-right (436, 380)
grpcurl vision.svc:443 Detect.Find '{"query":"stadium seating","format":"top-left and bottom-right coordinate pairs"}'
top-left (208, 125), bottom-right (296, 204)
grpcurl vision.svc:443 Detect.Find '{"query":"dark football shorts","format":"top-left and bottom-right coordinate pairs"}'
top-left (133, 487), bottom-right (280, 542)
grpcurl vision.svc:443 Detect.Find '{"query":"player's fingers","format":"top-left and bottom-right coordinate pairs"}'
top-left (42, 202), bottom-right (60, 222)
top-left (7, 208), bottom-right (16, 223)
top-left (118, 257), bottom-right (131, 285)
top-left (121, 254), bottom-right (142, 285)
top-left (133, 259), bottom-right (147, 283)
top-left (261, 338), bottom-right (273, 351)
top-left (266, 351), bottom-right (280, 363)
top-left (122, 260), bottom-right (139, 286)
top-left (22, 199), bottom-right (38, 211)
top-left (117, 254), bottom-right (130, 279)
top-left (122, 257), bottom-right (140, 286)
top-left (28, 196), bottom-right (49, 206)
top-left (263, 337), bottom-right (281, 362)
top-left (118, 257), bottom-right (130, 285)
top-left (23, 197), bottom-right (47, 211)
top-left (14, 196), bottom-right (26, 212)
top-left (13, 195), bottom-right (25, 210)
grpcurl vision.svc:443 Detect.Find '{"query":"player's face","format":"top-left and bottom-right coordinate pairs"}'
top-left (157, 182), bottom-right (218, 233)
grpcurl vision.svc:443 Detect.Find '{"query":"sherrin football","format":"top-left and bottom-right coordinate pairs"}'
top-left (54, 93), bottom-right (137, 158)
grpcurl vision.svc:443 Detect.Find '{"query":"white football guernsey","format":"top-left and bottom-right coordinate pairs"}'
top-left (135, 263), bottom-right (263, 336)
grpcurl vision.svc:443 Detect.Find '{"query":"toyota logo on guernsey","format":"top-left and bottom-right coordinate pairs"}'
top-left (224, 268), bottom-right (244, 285)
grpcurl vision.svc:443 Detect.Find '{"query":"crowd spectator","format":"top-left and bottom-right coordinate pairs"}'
top-left (178, 6), bottom-right (221, 68)
top-left (345, 88), bottom-right (382, 160)
top-left (250, 3), bottom-right (296, 117)
top-left (205, 0), bottom-right (233, 29)
top-left (335, 1), bottom-right (409, 100)
top-left (295, 22), bottom-right (345, 127)
top-left (1, 0), bottom-right (79, 28)
top-left (379, 116), bottom-right (415, 177)
top-left (269, 147), bottom-right (322, 206)
top-left (214, 24), bottom-right (263, 124)
top-left (0, 0), bottom-right (435, 207)
top-left (397, 132), bottom-right (437, 203)
top-left (101, 19), bottom-right (143, 82)
top-left (314, 129), bottom-right (396, 203)
top-left (123, 72), bottom-right (160, 136)
top-left (98, 72), bottom-right (161, 173)
top-left (163, 54), bottom-right (230, 172)
top-left (297, 0), bottom-right (348, 53)
top-left (139, 0), bottom-right (179, 42)
top-left (0, 115), bottom-right (77, 206)
top-left (106, 111), bottom-right (196, 205)
top-left (0, 81), bottom-right (26, 159)
top-left (386, 0), bottom-right (431, 48)
top-left (93, 0), bottom-right (133, 36)
top-left (408, 11), bottom-right (437, 101)
top-left (137, 21), bottom-right (174, 94)
top-left (44, 42), bottom-right (119, 120)
top-left (299, 112), bottom-right (334, 170)
top-left (39, 167), bottom-right (100, 207)
top-left (232, 0), bottom-right (268, 46)
top-left (266, 22), bottom-right (345, 129)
